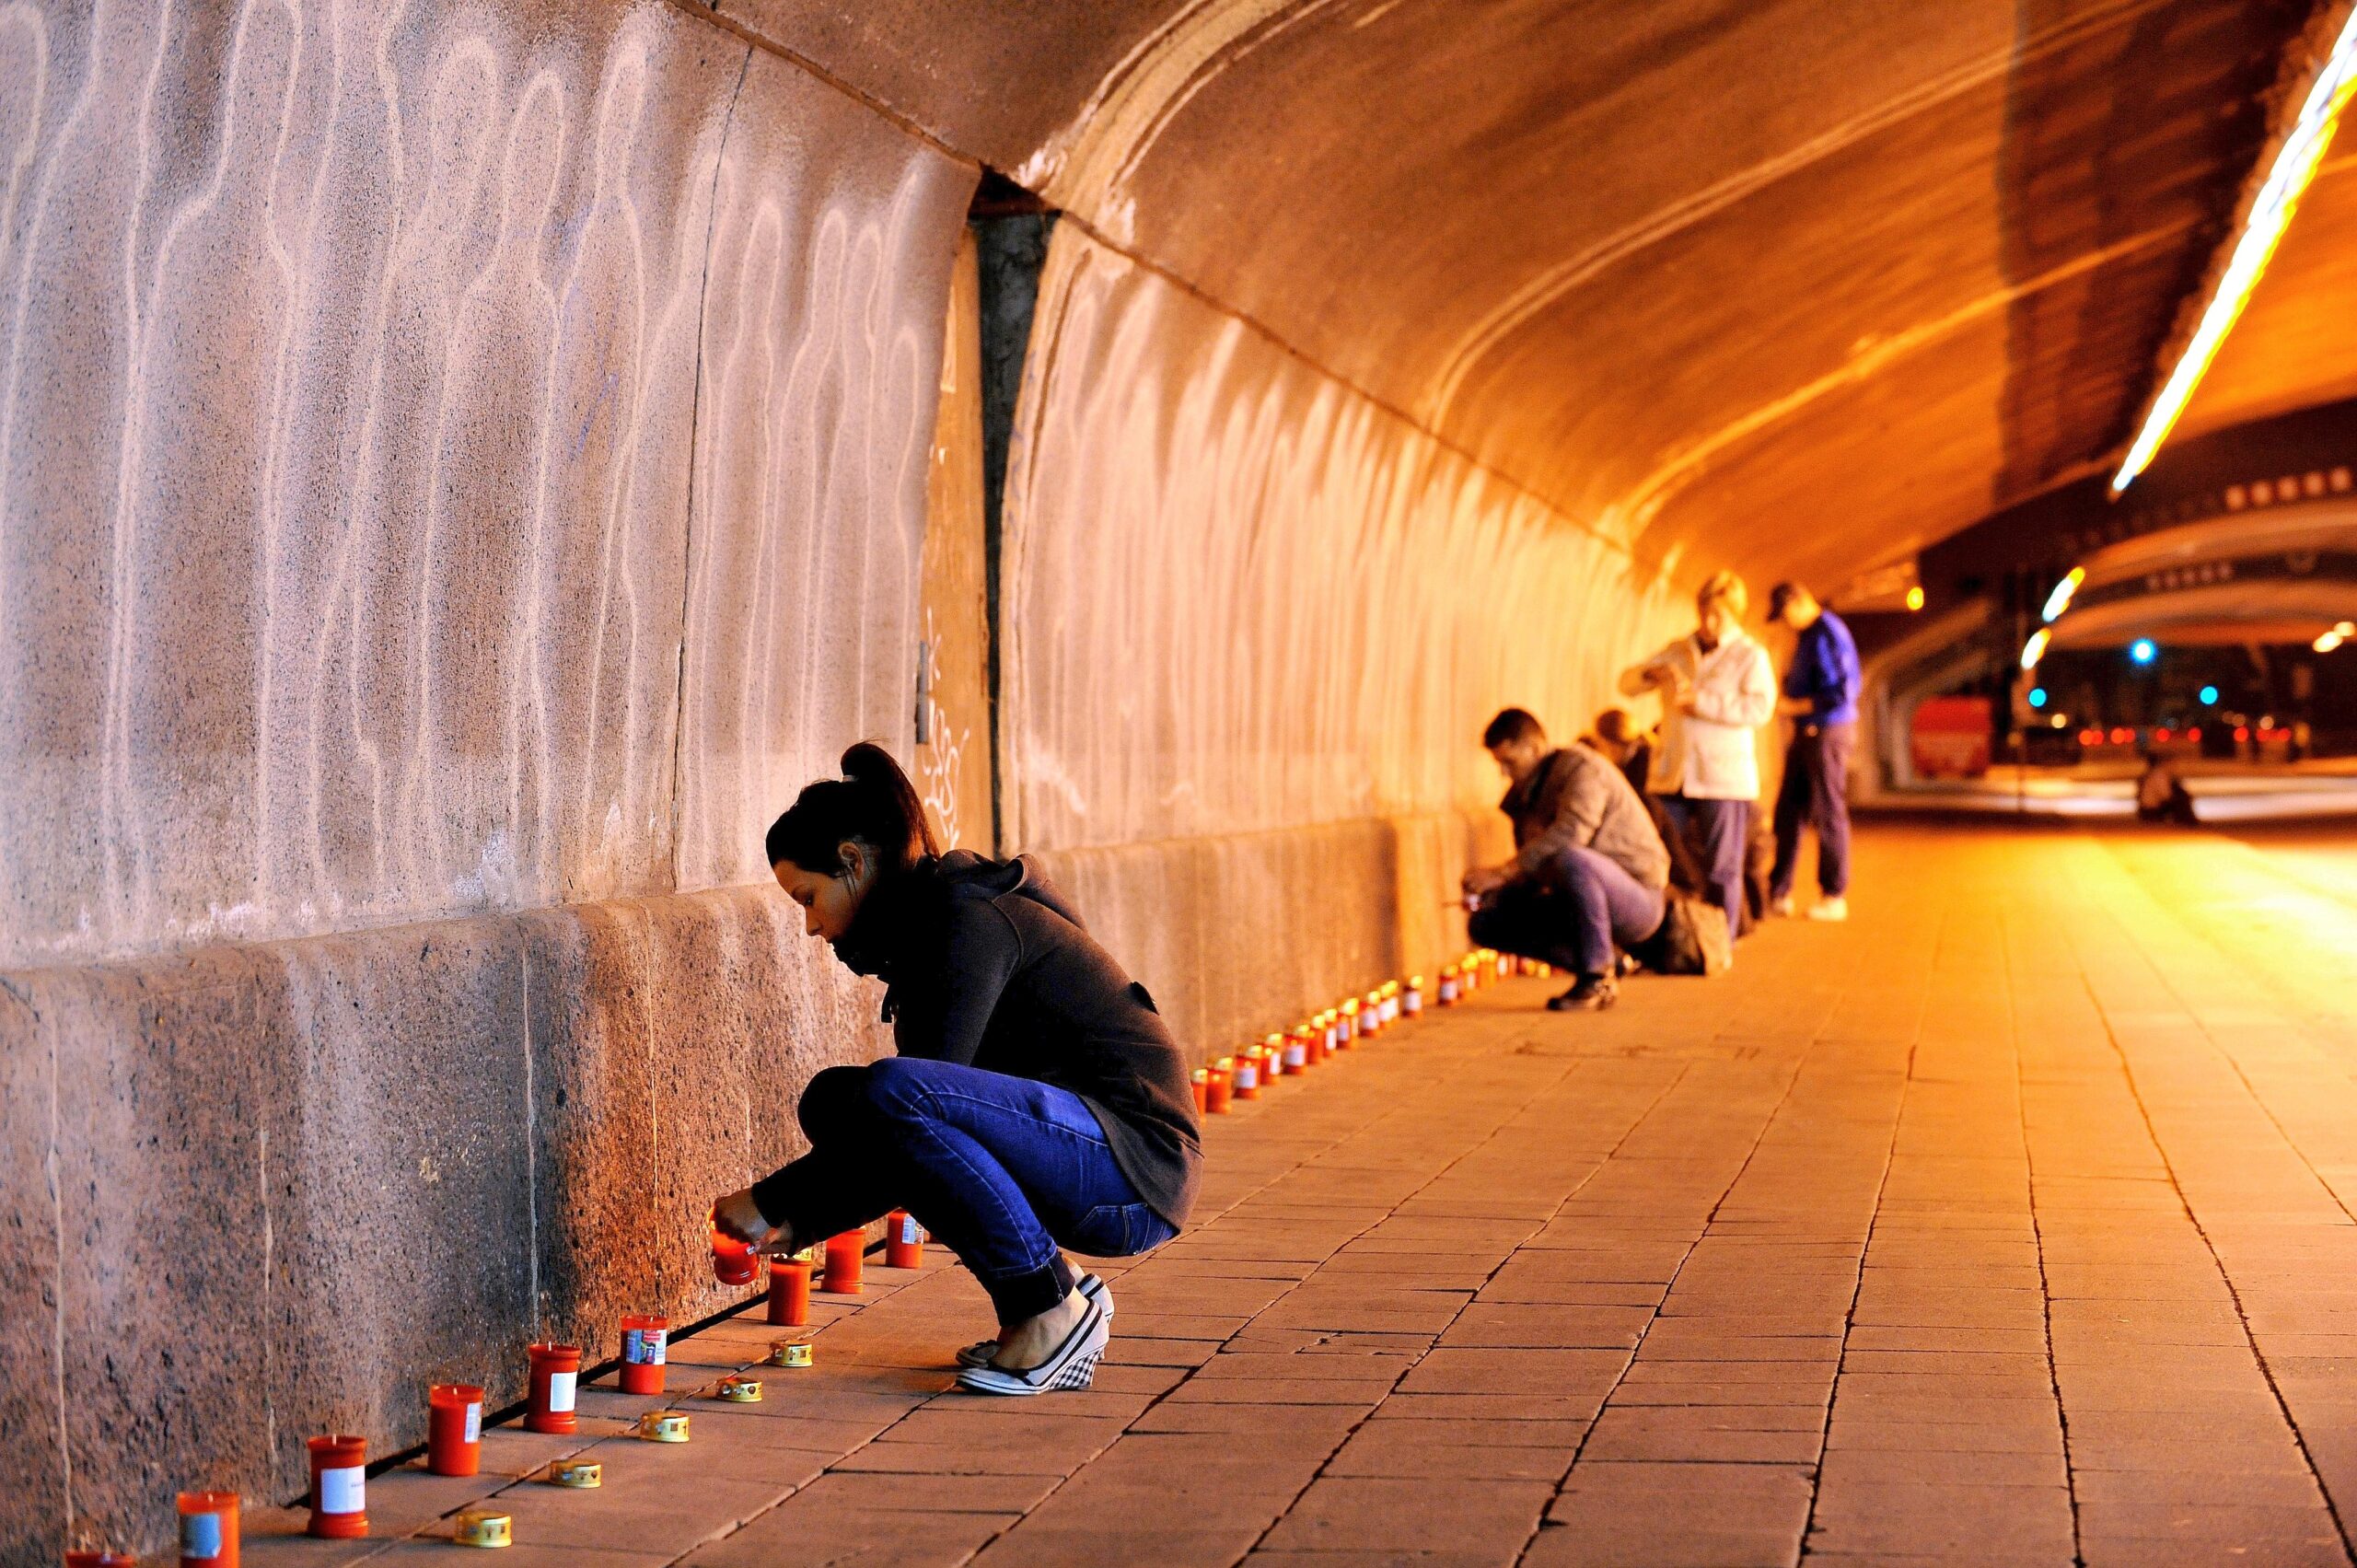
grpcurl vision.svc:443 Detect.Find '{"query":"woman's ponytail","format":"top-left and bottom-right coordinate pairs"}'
top-left (764, 742), bottom-right (937, 876)
top-left (839, 741), bottom-right (938, 866)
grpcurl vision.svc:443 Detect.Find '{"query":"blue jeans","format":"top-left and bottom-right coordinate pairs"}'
top-left (1468, 850), bottom-right (1665, 978)
top-left (765, 1058), bottom-right (1177, 1325)
top-left (1549, 846), bottom-right (1667, 974)
top-left (1662, 795), bottom-right (1750, 944)
top-left (1771, 722), bottom-right (1853, 899)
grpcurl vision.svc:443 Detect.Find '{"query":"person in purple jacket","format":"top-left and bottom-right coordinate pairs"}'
top-left (1767, 582), bottom-right (1861, 922)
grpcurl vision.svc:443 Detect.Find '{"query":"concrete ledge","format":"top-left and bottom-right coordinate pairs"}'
top-left (0, 885), bottom-right (885, 1561)
top-left (0, 808), bottom-right (1504, 1556)
top-left (1035, 808), bottom-right (1509, 1056)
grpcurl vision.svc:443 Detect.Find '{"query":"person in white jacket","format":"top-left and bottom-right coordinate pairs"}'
top-left (1619, 570), bottom-right (1777, 946)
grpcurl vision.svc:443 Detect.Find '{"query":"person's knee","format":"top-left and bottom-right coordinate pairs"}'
top-left (797, 1063), bottom-right (875, 1143)
top-left (1551, 847), bottom-right (1604, 890)
top-left (857, 1055), bottom-right (940, 1123)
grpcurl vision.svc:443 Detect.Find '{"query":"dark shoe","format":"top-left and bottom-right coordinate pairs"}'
top-left (1547, 974), bottom-right (1617, 1012)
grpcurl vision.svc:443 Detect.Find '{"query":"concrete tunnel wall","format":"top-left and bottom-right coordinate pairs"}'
top-left (1006, 228), bottom-right (1683, 1056)
top-left (0, 2), bottom-right (1681, 1554)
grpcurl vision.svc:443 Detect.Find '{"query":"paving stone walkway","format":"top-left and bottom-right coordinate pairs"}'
top-left (250, 823), bottom-right (2357, 1565)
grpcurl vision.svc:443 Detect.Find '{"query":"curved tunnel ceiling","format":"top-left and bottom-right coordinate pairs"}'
top-left (720, 0), bottom-right (2343, 598)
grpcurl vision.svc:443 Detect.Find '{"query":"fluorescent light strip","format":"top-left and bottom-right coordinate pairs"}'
top-left (2112, 11), bottom-right (2357, 494)
top-left (2042, 566), bottom-right (2085, 623)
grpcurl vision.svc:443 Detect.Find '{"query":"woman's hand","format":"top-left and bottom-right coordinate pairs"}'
top-left (713, 1187), bottom-right (786, 1251)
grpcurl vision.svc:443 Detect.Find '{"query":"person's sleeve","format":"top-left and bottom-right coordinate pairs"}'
top-left (1618, 639), bottom-right (1678, 697)
top-left (1836, 626), bottom-right (1863, 710)
top-left (1690, 645), bottom-right (1778, 727)
top-left (1781, 645), bottom-right (1810, 702)
top-left (1513, 761), bottom-right (1606, 877)
top-left (892, 902), bottom-right (1021, 1067)
top-left (1792, 630), bottom-right (1837, 715)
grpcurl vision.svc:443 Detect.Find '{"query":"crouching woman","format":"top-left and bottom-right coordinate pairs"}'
top-left (712, 744), bottom-right (1200, 1395)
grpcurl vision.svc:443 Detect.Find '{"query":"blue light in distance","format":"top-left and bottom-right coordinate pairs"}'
top-left (2027, 687), bottom-right (2048, 708)
top-left (2130, 638), bottom-right (2158, 666)
top-left (2200, 684), bottom-right (2219, 705)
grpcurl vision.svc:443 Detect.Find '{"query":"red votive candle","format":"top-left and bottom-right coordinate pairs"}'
top-left (177, 1491), bottom-right (238, 1567)
top-left (427, 1383), bottom-right (482, 1477)
top-left (527, 1342), bottom-right (581, 1434)
top-left (768, 1257), bottom-right (811, 1325)
top-left (1190, 1067), bottom-right (1209, 1112)
top-left (886, 1211), bottom-right (924, 1269)
top-left (1206, 1061), bottom-right (1233, 1114)
top-left (305, 1434), bottom-right (367, 1539)
top-left (619, 1315), bottom-right (668, 1395)
top-left (712, 1220), bottom-right (759, 1287)
top-left (1261, 1032), bottom-right (1287, 1078)
top-left (1232, 1047), bottom-right (1261, 1099)
top-left (822, 1232), bottom-right (864, 1295)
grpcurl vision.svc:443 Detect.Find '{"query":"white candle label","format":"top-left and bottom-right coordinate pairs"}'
top-left (1284, 1044), bottom-right (1305, 1067)
top-left (547, 1370), bottom-right (576, 1412)
top-left (898, 1215), bottom-right (921, 1245)
top-left (625, 1329), bottom-right (667, 1365)
top-left (463, 1402), bottom-right (482, 1442)
top-left (180, 1513), bottom-right (224, 1558)
top-left (1235, 1063), bottom-right (1257, 1089)
top-left (319, 1465), bottom-right (365, 1515)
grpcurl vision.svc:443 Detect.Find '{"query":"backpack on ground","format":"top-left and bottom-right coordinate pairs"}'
top-left (1634, 892), bottom-right (1732, 977)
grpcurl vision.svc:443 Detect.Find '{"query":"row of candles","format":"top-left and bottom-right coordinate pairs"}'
top-left (128, 1217), bottom-right (929, 1563)
top-left (1190, 947), bottom-right (1540, 1113)
top-left (112, 949), bottom-right (1541, 1564)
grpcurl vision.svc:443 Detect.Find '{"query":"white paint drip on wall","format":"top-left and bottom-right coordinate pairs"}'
top-left (1002, 227), bottom-right (1684, 855)
top-left (0, 0), bottom-right (967, 968)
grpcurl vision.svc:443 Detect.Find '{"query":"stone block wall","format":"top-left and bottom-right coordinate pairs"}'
top-left (0, 2), bottom-right (968, 1556)
top-left (0, 885), bottom-right (879, 1553)
top-left (1037, 810), bottom-right (1513, 1062)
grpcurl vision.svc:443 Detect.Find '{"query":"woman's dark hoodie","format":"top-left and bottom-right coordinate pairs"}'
top-left (759, 850), bottom-right (1202, 1228)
